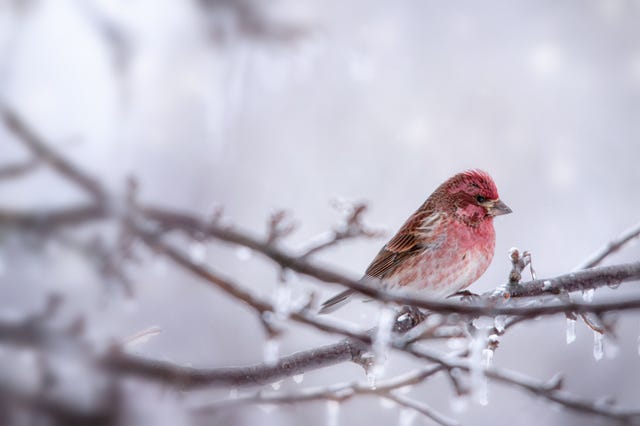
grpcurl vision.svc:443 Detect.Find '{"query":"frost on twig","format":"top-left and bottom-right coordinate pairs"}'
top-left (507, 247), bottom-right (535, 286)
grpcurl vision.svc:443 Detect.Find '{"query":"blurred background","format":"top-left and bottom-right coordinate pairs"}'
top-left (1, 0), bottom-right (640, 425)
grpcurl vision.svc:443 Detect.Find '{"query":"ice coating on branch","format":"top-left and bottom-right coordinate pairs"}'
top-left (582, 288), bottom-right (595, 303)
top-left (566, 318), bottom-right (576, 344)
top-left (326, 400), bottom-right (340, 426)
top-left (593, 331), bottom-right (604, 361)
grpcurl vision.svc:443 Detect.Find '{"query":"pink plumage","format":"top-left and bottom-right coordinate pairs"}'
top-left (319, 170), bottom-right (511, 314)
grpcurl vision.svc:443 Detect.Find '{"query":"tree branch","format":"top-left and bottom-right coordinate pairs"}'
top-left (0, 107), bottom-right (107, 201)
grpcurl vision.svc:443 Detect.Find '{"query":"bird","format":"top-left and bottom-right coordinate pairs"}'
top-left (319, 169), bottom-right (511, 314)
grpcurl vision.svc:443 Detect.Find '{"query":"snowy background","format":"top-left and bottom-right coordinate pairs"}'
top-left (1, 1), bottom-right (640, 425)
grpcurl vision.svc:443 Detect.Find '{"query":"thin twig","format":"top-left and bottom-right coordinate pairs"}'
top-left (0, 107), bottom-right (107, 201)
top-left (0, 157), bottom-right (40, 180)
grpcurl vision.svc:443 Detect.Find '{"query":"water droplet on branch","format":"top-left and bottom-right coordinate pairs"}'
top-left (607, 280), bottom-right (621, 290)
top-left (593, 331), bottom-right (604, 361)
top-left (293, 374), bottom-right (304, 384)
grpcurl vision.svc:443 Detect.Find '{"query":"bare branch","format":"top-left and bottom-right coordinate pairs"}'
top-left (0, 157), bottom-right (40, 180)
top-left (0, 204), bottom-right (108, 231)
top-left (0, 107), bottom-right (107, 201)
top-left (299, 202), bottom-right (385, 258)
top-left (195, 365), bottom-right (456, 426)
top-left (105, 340), bottom-right (357, 389)
top-left (402, 346), bottom-right (640, 423)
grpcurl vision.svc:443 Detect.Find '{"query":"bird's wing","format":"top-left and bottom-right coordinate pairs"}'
top-left (364, 211), bottom-right (443, 280)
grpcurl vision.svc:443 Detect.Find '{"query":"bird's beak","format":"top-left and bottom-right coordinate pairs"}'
top-left (487, 199), bottom-right (512, 216)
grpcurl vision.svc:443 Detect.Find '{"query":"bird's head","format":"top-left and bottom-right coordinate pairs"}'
top-left (438, 169), bottom-right (512, 226)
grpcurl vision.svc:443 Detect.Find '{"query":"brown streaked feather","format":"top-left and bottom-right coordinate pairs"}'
top-left (364, 211), bottom-right (442, 280)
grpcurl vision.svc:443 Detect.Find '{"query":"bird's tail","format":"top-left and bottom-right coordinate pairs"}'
top-left (318, 289), bottom-right (356, 314)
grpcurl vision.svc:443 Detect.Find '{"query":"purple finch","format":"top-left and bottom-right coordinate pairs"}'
top-left (319, 170), bottom-right (511, 313)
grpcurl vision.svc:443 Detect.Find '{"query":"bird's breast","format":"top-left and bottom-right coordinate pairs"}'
top-left (386, 221), bottom-right (496, 296)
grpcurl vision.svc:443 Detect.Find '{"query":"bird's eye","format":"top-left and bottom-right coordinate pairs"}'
top-left (476, 195), bottom-right (486, 203)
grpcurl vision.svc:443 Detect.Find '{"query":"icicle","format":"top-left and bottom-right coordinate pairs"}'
top-left (326, 401), bottom-right (340, 426)
top-left (481, 348), bottom-right (494, 369)
top-left (493, 316), bottom-right (506, 334)
top-left (366, 370), bottom-right (377, 390)
top-left (263, 337), bottom-right (279, 366)
top-left (476, 377), bottom-right (489, 406)
top-left (369, 305), bottom-right (395, 385)
top-left (582, 289), bottom-right (595, 303)
top-left (293, 374), bottom-right (304, 384)
top-left (469, 326), bottom-right (490, 406)
top-left (398, 408), bottom-right (417, 426)
top-left (566, 318), bottom-right (576, 344)
top-left (593, 331), bottom-right (604, 361)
